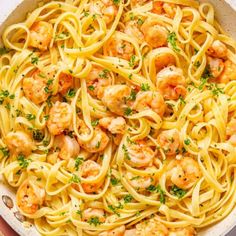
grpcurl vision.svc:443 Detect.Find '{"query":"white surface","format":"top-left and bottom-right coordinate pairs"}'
top-left (0, 0), bottom-right (236, 236)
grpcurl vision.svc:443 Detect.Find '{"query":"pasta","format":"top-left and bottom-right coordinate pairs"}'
top-left (1, 0), bottom-right (236, 235)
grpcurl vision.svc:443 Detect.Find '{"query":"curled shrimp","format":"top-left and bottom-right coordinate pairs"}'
top-left (141, 19), bottom-right (168, 48)
top-left (87, 66), bottom-right (112, 99)
top-left (126, 172), bottom-right (152, 190)
top-left (124, 21), bottom-right (144, 45)
top-left (104, 37), bottom-right (135, 61)
top-left (22, 70), bottom-right (50, 104)
top-left (102, 85), bottom-right (132, 116)
top-left (47, 101), bottom-right (73, 135)
top-left (99, 226), bottom-right (126, 236)
top-left (132, 91), bottom-right (166, 117)
top-left (152, 1), bottom-right (176, 18)
top-left (218, 60), bottom-right (236, 83)
top-left (58, 73), bottom-right (73, 94)
top-left (157, 129), bottom-right (181, 156)
top-left (155, 53), bottom-right (176, 72)
top-left (125, 141), bottom-right (155, 168)
top-left (82, 208), bottom-right (106, 223)
top-left (99, 116), bottom-right (126, 134)
top-left (4, 131), bottom-right (35, 156)
top-left (156, 66), bottom-right (186, 100)
top-left (226, 118), bottom-right (236, 146)
top-left (89, 0), bottom-right (118, 25)
top-left (16, 179), bottom-right (45, 214)
top-left (167, 157), bottom-right (201, 189)
top-left (135, 217), bottom-right (169, 236)
top-left (54, 135), bottom-right (80, 160)
top-left (207, 57), bottom-right (224, 79)
top-left (207, 40), bottom-right (227, 59)
top-left (169, 226), bottom-right (196, 236)
top-left (29, 21), bottom-right (53, 51)
top-left (77, 127), bottom-right (109, 153)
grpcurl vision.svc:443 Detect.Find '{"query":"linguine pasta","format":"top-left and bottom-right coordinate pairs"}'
top-left (1, 0), bottom-right (236, 235)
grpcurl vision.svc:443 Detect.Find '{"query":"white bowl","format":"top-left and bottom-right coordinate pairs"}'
top-left (0, 0), bottom-right (236, 235)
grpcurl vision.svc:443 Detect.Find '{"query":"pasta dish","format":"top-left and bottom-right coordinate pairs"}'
top-left (1, 0), bottom-right (236, 235)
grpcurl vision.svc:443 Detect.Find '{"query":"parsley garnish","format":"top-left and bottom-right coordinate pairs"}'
top-left (99, 69), bottom-right (109, 79)
top-left (170, 185), bottom-right (187, 199)
top-left (67, 89), bottom-right (76, 98)
top-left (0, 147), bottom-right (9, 158)
top-left (140, 83), bottom-right (150, 91)
top-left (26, 114), bottom-right (36, 121)
top-left (32, 129), bottom-right (44, 141)
top-left (122, 144), bottom-right (130, 160)
top-left (75, 157), bottom-right (84, 171)
top-left (113, 0), bottom-right (120, 5)
top-left (128, 89), bottom-right (137, 101)
top-left (87, 217), bottom-right (102, 226)
top-left (69, 174), bottom-right (81, 183)
top-left (17, 154), bottom-right (30, 169)
top-left (146, 184), bottom-right (165, 204)
top-left (0, 47), bottom-right (10, 55)
top-left (129, 55), bottom-right (136, 67)
top-left (184, 138), bottom-right (190, 145)
top-left (167, 32), bottom-right (180, 52)
top-left (91, 119), bottom-right (99, 127)
top-left (111, 177), bottom-right (120, 186)
top-left (124, 107), bottom-right (132, 116)
top-left (108, 203), bottom-right (123, 216)
top-left (31, 56), bottom-right (39, 65)
top-left (124, 194), bottom-right (133, 203)
top-left (88, 85), bottom-right (95, 91)
top-left (137, 18), bottom-right (144, 25)
top-left (95, 141), bottom-right (101, 149)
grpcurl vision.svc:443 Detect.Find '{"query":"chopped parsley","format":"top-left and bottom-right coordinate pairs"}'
top-left (170, 185), bottom-right (187, 199)
top-left (113, 0), bottom-right (120, 5)
top-left (67, 89), bottom-right (76, 98)
top-left (146, 184), bottom-right (165, 204)
top-left (32, 129), bottom-right (44, 141)
top-left (137, 18), bottom-right (144, 25)
top-left (26, 114), bottom-right (36, 121)
top-left (31, 56), bottom-right (39, 65)
top-left (88, 85), bottom-right (95, 91)
top-left (91, 119), bottom-right (99, 127)
top-left (179, 96), bottom-right (186, 105)
top-left (76, 210), bottom-right (82, 217)
top-left (0, 147), bottom-right (9, 158)
top-left (167, 32), bottom-right (180, 52)
top-left (95, 141), bottom-right (101, 149)
top-left (129, 55), bottom-right (136, 67)
top-left (17, 154), bottom-right (30, 169)
top-left (108, 203), bottom-right (123, 216)
top-left (69, 174), bottom-right (81, 183)
top-left (75, 157), bottom-right (84, 171)
top-left (128, 89), bottom-right (137, 101)
top-left (87, 217), bottom-right (102, 226)
top-left (140, 83), bottom-right (150, 91)
top-left (111, 177), bottom-right (120, 186)
top-left (99, 69), bottom-right (109, 79)
top-left (0, 47), bottom-right (10, 55)
top-left (124, 107), bottom-right (132, 116)
top-left (122, 144), bottom-right (130, 160)
top-left (124, 194), bottom-right (133, 203)
top-left (184, 138), bottom-right (191, 145)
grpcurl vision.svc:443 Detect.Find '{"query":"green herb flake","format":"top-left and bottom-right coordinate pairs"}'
top-left (26, 114), bottom-right (36, 121)
top-left (167, 32), bottom-right (180, 53)
top-left (31, 56), bottom-right (39, 65)
top-left (67, 89), bottom-right (76, 98)
top-left (87, 216), bottom-right (102, 226)
top-left (140, 83), bottom-right (150, 91)
top-left (69, 174), bottom-right (81, 183)
top-left (129, 55), bottom-right (136, 67)
top-left (124, 107), bottom-right (133, 116)
top-left (170, 185), bottom-right (187, 199)
top-left (184, 138), bottom-right (191, 145)
top-left (111, 177), bottom-right (120, 186)
top-left (124, 194), bottom-right (133, 203)
top-left (75, 157), bottom-right (84, 171)
top-left (17, 154), bottom-right (30, 169)
top-left (91, 119), bottom-right (99, 127)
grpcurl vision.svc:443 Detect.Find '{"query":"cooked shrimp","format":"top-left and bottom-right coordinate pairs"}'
top-left (152, 1), bottom-right (176, 18)
top-left (29, 21), bottom-right (53, 51)
top-left (16, 179), bottom-right (45, 214)
top-left (155, 53), bottom-right (176, 72)
top-left (99, 117), bottom-right (126, 134)
top-left (77, 127), bottom-right (109, 153)
top-left (22, 70), bottom-right (50, 104)
top-left (4, 131), bottom-right (35, 156)
top-left (132, 91), bottom-right (166, 117)
top-left (207, 56), bottom-right (224, 78)
top-left (141, 19), bottom-right (168, 48)
top-left (99, 226), bottom-right (126, 236)
top-left (156, 66), bottom-right (186, 100)
top-left (102, 85), bottom-right (132, 116)
top-left (218, 60), bottom-right (236, 83)
top-left (207, 40), bottom-right (227, 59)
top-left (82, 208), bottom-right (106, 223)
top-left (124, 21), bottom-right (144, 45)
top-left (125, 141), bottom-right (155, 168)
top-left (169, 226), bottom-right (196, 236)
top-left (126, 172), bottom-right (152, 190)
top-left (89, 0), bottom-right (118, 25)
top-left (226, 118), bottom-right (236, 146)
top-left (58, 73), bottom-right (73, 94)
top-left (105, 37), bottom-right (135, 61)
top-left (47, 101), bottom-right (72, 135)
top-left (87, 66), bottom-right (112, 99)
top-left (167, 157), bottom-right (201, 189)
top-left (136, 217), bottom-right (169, 236)
top-left (54, 135), bottom-right (80, 160)
top-left (157, 129), bottom-right (181, 156)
